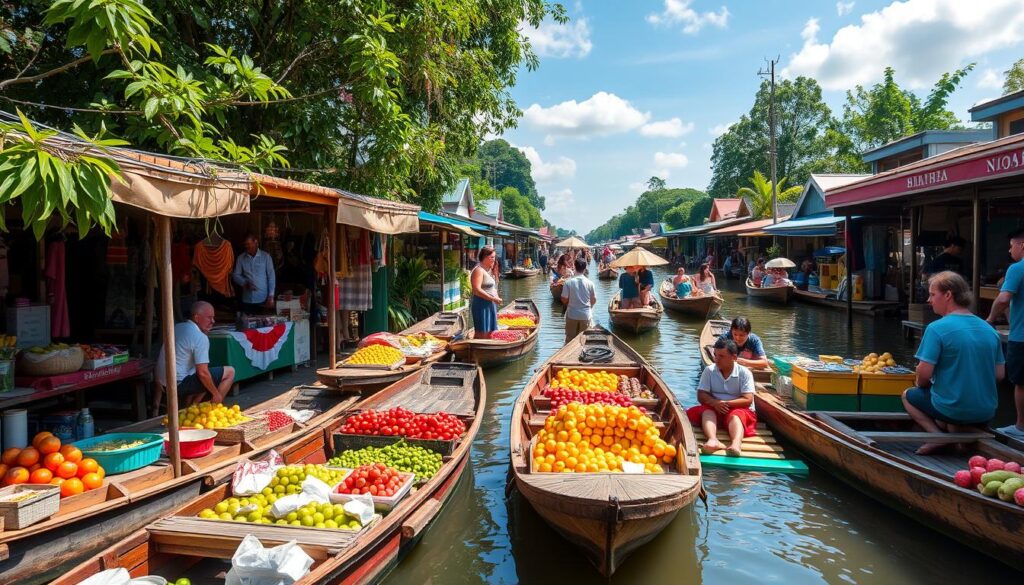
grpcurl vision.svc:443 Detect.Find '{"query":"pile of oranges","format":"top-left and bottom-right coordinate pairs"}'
top-left (549, 369), bottom-right (620, 393)
top-left (532, 403), bottom-right (677, 474)
top-left (0, 432), bottom-right (105, 498)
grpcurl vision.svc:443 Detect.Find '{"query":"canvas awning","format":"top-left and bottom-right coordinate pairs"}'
top-left (336, 190), bottom-right (420, 234)
top-left (418, 211), bottom-right (482, 237)
top-left (763, 213), bottom-right (848, 237)
top-left (707, 217), bottom-right (788, 236)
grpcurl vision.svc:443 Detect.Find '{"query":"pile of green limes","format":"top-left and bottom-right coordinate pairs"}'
top-left (328, 441), bottom-right (443, 481)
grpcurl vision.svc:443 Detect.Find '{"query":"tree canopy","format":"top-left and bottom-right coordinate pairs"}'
top-left (1005, 58), bottom-right (1024, 95)
top-left (476, 139), bottom-right (543, 210)
top-left (735, 171), bottom-right (802, 219)
top-left (585, 186), bottom-right (707, 242)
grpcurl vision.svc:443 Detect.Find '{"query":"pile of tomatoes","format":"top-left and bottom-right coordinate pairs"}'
top-left (335, 463), bottom-right (407, 498)
top-left (0, 432), bottom-right (105, 498)
top-left (544, 388), bottom-right (634, 410)
top-left (339, 408), bottom-right (465, 441)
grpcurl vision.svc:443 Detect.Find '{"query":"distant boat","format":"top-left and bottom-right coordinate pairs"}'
top-left (608, 291), bottom-right (663, 334)
top-left (745, 278), bottom-right (794, 304)
top-left (658, 278), bottom-right (722, 319)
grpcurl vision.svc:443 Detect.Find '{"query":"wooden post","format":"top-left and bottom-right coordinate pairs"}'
top-left (144, 217), bottom-right (155, 358)
top-left (157, 216), bottom-right (181, 478)
top-left (972, 188), bottom-right (981, 310)
top-left (910, 207), bottom-right (918, 303)
top-left (328, 210), bottom-right (338, 368)
top-left (845, 214), bottom-right (853, 329)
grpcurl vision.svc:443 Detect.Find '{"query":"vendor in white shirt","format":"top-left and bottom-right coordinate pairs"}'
top-left (686, 338), bottom-right (758, 456)
top-left (233, 233), bottom-right (276, 313)
top-left (155, 301), bottom-right (235, 413)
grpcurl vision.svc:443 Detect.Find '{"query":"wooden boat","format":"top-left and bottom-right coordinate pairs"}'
top-left (608, 291), bottom-right (663, 334)
top-left (745, 277), bottom-right (794, 303)
top-left (55, 362), bottom-right (486, 585)
top-left (449, 298), bottom-right (540, 368)
top-left (598, 264), bottom-right (618, 280)
top-left (658, 278), bottom-right (722, 319)
top-left (550, 280), bottom-right (564, 299)
top-left (316, 311), bottom-right (464, 393)
top-left (0, 386), bottom-right (357, 585)
top-left (699, 319), bottom-right (773, 384)
top-left (510, 328), bottom-right (702, 576)
top-left (792, 288), bottom-right (898, 314)
top-left (754, 387), bottom-right (1024, 571)
top-left (505, 266), bottom-right (541, 279)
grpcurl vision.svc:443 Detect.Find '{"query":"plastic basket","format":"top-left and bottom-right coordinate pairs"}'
top-left (0, 484), bottom-right (60, 529)
top-left (74, 433), bottom-right (164, 475)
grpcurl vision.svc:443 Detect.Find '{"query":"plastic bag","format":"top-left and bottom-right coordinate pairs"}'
top-left (232, 450), bottom-right (284, 496)
top-left (342, 494), bottom-right (375, 525)
top-left (78, 569), bottom-right (169, 585)
top-left (269, 475), bottom-right (332, 519)
top-left (358, 332), bottom-right (401, 349)
top-left (224, 535), bottom-right (313, 585)
top-left (271, 408), bottom-right (315, 424)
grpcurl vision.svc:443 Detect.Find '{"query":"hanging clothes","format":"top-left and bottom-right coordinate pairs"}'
top-left (172, 241), bottom-right (192, 282)
top-left (193, 239), bottom-right (236, 297)
top-left (371, 233), bottom-right (384, 271)
top-left (338, 264), bottom-right (372, 310)
top-left (337, 225), bottom-right (351, 277)
top-left (358, 229), bottom-right (372, 266)
top-left (45, 240), bottom-right (70, 338)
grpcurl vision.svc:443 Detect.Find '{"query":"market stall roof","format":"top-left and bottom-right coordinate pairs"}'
top-left (762, 213), bottom-right (850, 237)
top-left (442, 212), bottom-right (509, 237)
top-left (418, 211), bottom-right (482, 237)
top-left (633, 234), bottom-right (667, 247)
top-left (664, 215), bottom-right (750, 237)
top-left (335, 189), bottom-right (420, 234)
top-left (707, 216), bottom-right (789, 236)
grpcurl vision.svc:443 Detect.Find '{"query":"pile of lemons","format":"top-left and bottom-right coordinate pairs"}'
top-left (165, 402), bottom-right (248, 429)
top-left (345, 345), bottom-right (403, 366)
top-left (852, 352), bottom-right (897, 374)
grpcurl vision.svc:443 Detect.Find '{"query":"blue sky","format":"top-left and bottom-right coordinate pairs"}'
top-left (500, 0), bottom-right (1024, 234)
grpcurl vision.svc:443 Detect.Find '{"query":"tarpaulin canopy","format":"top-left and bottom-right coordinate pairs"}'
top-left (418, 211), bottom-right (482, 237)
top-left (763, 213), bottom-right (848, 237)
top-left (111, 164), bottom-right (251, 218)
top-left (336, 190), bottom-right (420, 234)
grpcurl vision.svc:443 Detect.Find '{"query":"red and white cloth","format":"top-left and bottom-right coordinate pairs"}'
top-left (229, 322), bottom-right (293, 370)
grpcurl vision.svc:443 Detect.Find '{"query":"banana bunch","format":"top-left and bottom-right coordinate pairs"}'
top-left (0, 335), bottom-right (17, 348)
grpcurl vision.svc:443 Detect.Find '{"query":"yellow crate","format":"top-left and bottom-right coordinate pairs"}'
top-left (860, 372), bottom-right (916, 396)
top-left (791, 364), bottom-right (859, 395)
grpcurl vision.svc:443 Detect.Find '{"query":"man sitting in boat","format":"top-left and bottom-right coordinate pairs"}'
top-left (155, 301), bottom-right (236, 412)
top-left (687, 338), bottom-right (758, 456)
top-left (561, 258), bottom-right (597, 343)
top-left (671, 267), bottom-right (693, 298)
top-left (902, 271), bottom-right (1004, 455)
top-left (618, 266), bottom-right (653, 309)
top-left (720, 317), bottom-right (770, 371)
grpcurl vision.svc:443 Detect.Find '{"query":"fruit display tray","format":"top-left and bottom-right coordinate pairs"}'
top-left (329, 471), bottom-right (414, 512)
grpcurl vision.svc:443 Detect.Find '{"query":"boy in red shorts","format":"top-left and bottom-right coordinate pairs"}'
top-left (687, 338), bottom-right (757, 456)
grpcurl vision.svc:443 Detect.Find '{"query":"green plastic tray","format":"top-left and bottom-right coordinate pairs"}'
top-left (74, 433), bottom-right (164, 475)
top-left (699, 454), bottom-right (809, 475)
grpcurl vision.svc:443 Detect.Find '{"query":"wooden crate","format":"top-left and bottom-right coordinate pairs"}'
top-left (791, 364), bottom-right (859, 395)
top-left (793, 388), bottom-right (859, 412)
top-left (860, 372), bottom-right (916, 396)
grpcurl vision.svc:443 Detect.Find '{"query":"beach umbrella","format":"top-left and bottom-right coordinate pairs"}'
top-left (609, 247), bottom-right (669, 268)
top-left (765, 257), bottom-right (796, 269)
top-left (813, 246), bottom-right (845, 256)
top-left (556, 236), bottom-right (588, 249)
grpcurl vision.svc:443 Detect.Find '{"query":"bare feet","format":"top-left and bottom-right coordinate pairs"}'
top-left (726, 443), bottom-right (743, 457)
top-left (701, 440), bottom-right (724, 454)
top-left (916, 442), bottom-right (948, 455)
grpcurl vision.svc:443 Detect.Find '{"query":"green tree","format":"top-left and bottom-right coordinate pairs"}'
top-left (1004, 58), bottom-right (1024, 94)
top-left (585, 187), bottom-right (707, 241)
top-left (735, 171), bottom-right (802, 219)
top-left (497, 186), bottom-right (542, 228)
top-left (708, 76), bottom-right (846, 199)
top-left (646, 176), bottom-right (666, 192)
top-left (477, 139), bottom-right (543, 209)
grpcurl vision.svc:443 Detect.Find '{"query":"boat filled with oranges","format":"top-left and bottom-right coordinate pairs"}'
top-left (509, 326), bottom-right (702, 577)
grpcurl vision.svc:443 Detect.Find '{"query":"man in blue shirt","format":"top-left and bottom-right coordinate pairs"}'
top-left (561, 258), bottom-right (597, 343)
top-left (904, 272), bottom-right (1005, 455)
top-left (618, 267), bottom-right (641, 309)
top-left (720, 317), bottom-right (769, 370)
top-left (232, 234), bottom-right (276, 313)
top-left (986, 228), bottom-right (1024, 438)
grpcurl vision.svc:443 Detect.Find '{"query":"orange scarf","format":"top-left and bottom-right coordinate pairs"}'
top-left (194, 240), bottom-right (235, 297)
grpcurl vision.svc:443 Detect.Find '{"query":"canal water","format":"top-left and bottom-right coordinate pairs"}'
top-left (384, 266), bottom-right (1020, 584)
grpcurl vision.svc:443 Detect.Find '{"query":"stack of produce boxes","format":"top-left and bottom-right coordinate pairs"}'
top-left (850, 352), bottom-right (915, 412)
top-left (790, 357), bottom-right (859, 411)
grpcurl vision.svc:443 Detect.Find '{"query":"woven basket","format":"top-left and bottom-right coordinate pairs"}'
top-left (18, 347), bottom-right (84, 376)
top-left (0, 484), bottom-right (60, 529)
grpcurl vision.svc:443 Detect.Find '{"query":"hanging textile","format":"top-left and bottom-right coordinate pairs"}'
top-left (45, 240), bottom-right (70, 338)
top-left (358, 229), bottom-right (372, 266)
top-left (337, 225), bottom-right (351, 277)
top-left (193, 240), bottom-right (235, 297)
top-left (227, 322), bottom-right (293, 370)
top-left (172, 241), bottom-right (192, 282)
top-left (314, 229), bottom-right (331, 277)
top-left (338, 264), bottom-right (372, 310)
top-left (371, 233), bottom-right (385, 271)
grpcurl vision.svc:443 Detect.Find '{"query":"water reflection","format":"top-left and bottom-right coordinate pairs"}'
top-left (383, 263), bottom-right (1018, 584)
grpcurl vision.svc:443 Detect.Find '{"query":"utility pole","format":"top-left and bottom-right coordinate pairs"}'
top-left (758, 57), bottom-right (780, 225)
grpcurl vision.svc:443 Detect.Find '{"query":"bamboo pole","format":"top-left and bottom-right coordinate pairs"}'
top-left (328, 210), bottom-right (338, 368)
top-left (144, 218), bottom-right (155, 358)
top-left (158, 216), bottom-right (181, 477)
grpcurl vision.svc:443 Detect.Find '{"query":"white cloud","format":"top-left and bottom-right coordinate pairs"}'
top-left (709, 123), bottom-right (732, 137)
top-left (525, 18), bottom-right (593, 59)
top-left (836, 1), bottom-right (855, 16)
top-left (783, 0), bottom-right (1024, 90)
top-left (647, 0), bottom-right (730, 34)
top-left (977, 68), bottom-right (1004, 89)
top-left (523, 92), bottom-right (650, 141)
top-left (545, 188), bottom-right (576, 213)
top-left (640, 118), bottom-right (695, 138)
top-left (515, 145), bottom-right (577, 183)
top-left (653, 151), bottom-right (688, 177)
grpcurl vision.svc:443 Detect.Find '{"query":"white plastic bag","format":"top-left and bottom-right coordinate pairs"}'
top-left (224, 535), bottom-right (313, 585)
top-left (269, 475), bottom-right (332, 518)
top-left (78, 568), bottom-right (129, 585)
top-left (272, 408), bottom-right (315, 424)
top-left (232, 450), bottom-right (284, 496)
top-left (342, 494), bottom-right (375, 525)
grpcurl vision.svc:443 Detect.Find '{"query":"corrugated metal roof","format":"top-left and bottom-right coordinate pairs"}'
top-left (441, 178), bottom-right (470, 204)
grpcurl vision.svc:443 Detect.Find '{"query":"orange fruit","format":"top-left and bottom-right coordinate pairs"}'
top-left (77, 458), bottom-right (99, 477)
top-left (28, 463), bottom-right (41, 472)
top-left (43, 452), bottom-right (64, 472)
top-left (56, 461), bottom-right (78, 479)
top-left (1, 448), bottom-right (20, 466)
top-left (94, 466), bottom-right (105, 480)
top-left (32, 431), bottom-right (54, 448)
top-left (0, 464), bottom-right (7, 478)
top-left (3, 466), bottom-right (29, 486)
top-left (81, 472), bottom-right (102, 491)
top-left (29, 468), bottom-right (52, 484)
top-left (16, 447), bottom-right (39, 468)
top-left (59, 445), bottom-right (82, 463)
top-left (60, 477), bottom-right (84, 498)
top-left (50, 477), bottom-right (65, 488)
top-left (37, 436), bottom-right (61, 455)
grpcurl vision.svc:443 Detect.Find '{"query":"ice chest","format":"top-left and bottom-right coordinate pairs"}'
top-left (790, 364), bottom-right (859, 395)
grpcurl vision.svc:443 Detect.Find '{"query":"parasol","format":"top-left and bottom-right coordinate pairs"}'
top-left (556, 236), bottom-right (589, 249)
top-left (765, 257), bottom-right (796, 269)
top-left (609, 247), bottom-right (669, 268)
